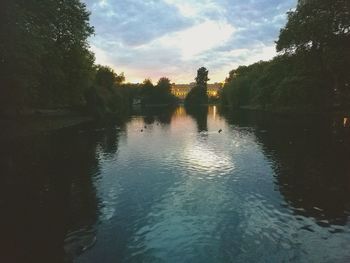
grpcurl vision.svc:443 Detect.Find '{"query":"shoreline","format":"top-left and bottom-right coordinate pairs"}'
top-left (0, 115), bottom-right (94, 139)
top-left (223, 105), bottom-right (350, 116)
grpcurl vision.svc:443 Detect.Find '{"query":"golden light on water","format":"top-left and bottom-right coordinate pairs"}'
top-left (208, 105), bottom-right (217, 120)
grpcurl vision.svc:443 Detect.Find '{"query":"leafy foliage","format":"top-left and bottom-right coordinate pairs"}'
top-left (0, 0), bottom-right (136, 118)
top-left (85, 65), bottom-right (128, 118)
top-left (221, 0), bottom-right (350, 111)
top-left (185, 67), bottom-right (209, 105)
top-left (139, 78), bottom-right (177, 105)
top-left (277, 0), bottom-right (350, 104)
top-left (0, 0), bottom-right (95, 114)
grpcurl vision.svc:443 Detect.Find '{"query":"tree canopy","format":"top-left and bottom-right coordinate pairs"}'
top-left (185, 67), bottom-right (210, 105)
top-left (157, 77), bottom-right (172, 94)
top-left (1, 0), bottom-right (94, 114)
top-left (221, 0), bottom-right (350, 111)
top-left (139, 78), bottom-right (177, 105)
top-left (277, 0), bottom-right (350, 102)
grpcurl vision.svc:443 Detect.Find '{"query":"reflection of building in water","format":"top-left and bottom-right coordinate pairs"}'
top-left (173, 106), bottom-right (186, 117)
top-left (171, 82), bottom-right (222, 99)
top-left (208, 105), bottom-right (217, 119)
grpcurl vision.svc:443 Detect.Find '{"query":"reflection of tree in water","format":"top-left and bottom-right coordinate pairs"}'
top-left (140, 106), bottom-right (176, 125)
top-left (157, 107), bottom-right (176, 124)
top-left (64, 125), bottom-right (122, 262)
top-left (98, 124), bottom-right (123, 158)
top-left (143, 115), bottom-right (155, 125)
top-left (220, 109), bottom-right (350, 225)
top-left (185, 105), bottom-right (208, 132)
top-left (0, 124), bottom-right (122, 263)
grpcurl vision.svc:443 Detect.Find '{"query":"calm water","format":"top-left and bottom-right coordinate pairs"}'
top-left (1, 106), bottom-right (350, 263)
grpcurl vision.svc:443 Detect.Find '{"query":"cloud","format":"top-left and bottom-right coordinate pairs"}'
top-left (83, 0), bottom-right (297, 83)
top-left (156, 20), bottom-right (235, 59)
top-left (87, 0), bottom-right (193, 46)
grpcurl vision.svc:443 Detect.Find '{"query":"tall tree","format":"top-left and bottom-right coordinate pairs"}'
top-left (195, 67), bottom-right (210, 95)
top-left (0, 0), bottom-right (45, 112)
top-left (95, 66), bottom-right (118, 89)
top-left (156, 77), bottom-right (171, 94)
top-left (0, 0), bottom-right (95, 113)
top-left (276, 0), bottom-right (350, 103)
top-left (185, 67), bottom-right (209, 105)
top-left (38, 0), bottom-right (95, 106)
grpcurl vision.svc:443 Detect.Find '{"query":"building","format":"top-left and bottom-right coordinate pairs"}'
top-left (171, 82), bottom-right (222, 99)
top-left (207, 83), bottom-right (222, 97)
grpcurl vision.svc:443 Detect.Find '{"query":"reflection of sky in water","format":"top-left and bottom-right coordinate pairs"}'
top-left (75, 106), bottom-right (350, 263)
top-left (184, 143), bottom-right (234, 174)
top-left (5, 106), bottom-right (350, 262)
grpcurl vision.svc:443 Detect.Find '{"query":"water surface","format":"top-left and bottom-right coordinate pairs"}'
top-left (1, 106), bottom-right (350, 263)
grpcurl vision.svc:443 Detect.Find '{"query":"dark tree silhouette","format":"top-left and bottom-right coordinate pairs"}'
top-left (0, 0), bottom-right (95, 114)
top-left (95, 66), bottom-right (119, 89)
top-left (85, 66), bottom-right (128, 118)
top-left (195, 67), bottom-right (210, 95)
top-left (277, 0), bottom-right (350, 103)
top-left (139, 78), bottom-right (177, 105)
top-left (157, 77), bottom-right (171, 94)
top-left (185, 67), bottom-right (209, 105)
top-left (220, 0), bottom-right (350, 111)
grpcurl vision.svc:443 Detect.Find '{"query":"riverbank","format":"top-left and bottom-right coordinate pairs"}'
top-left (0, 114), bottom-right (94, 139)
top-left (237, 104), bottom-right (350, 116)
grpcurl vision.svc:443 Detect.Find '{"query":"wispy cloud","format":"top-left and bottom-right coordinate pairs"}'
top-left (84, 0), bottom-right (297, 83)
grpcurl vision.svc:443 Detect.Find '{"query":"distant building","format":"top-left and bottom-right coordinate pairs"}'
top-left (207, 83), bottom-right (222, 98)
top-left (171, 82), bottom-right (222, 99)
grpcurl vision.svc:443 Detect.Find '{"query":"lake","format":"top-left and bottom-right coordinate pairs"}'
top-left (1, 106), bottom-right (350, 263)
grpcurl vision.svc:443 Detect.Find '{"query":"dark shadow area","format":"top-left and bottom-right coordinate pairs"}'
top-left (0, 123), bottom-right (122, 263)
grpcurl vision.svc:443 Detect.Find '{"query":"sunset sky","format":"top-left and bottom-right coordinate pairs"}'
top-left (83, 0), bottom-right (297, 83)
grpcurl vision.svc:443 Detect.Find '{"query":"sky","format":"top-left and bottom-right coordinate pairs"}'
top-left (83, 0), bottom-right (297, 83)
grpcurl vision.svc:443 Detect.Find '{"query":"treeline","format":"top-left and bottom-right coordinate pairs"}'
top-left (0, 0), bottom-right (176, 117)
top-left (221, 0), bottom-right (350, 111)
top-left (83, 71), bottom-right (178, 118)
top-left (84, 65), bottom-right (128, 118)
top-left (1, 0), bottom-right (95, 114)
top-left (84, 69), bottom-right (177, 118)
top-left (138, 78), bottom-right (178, 106)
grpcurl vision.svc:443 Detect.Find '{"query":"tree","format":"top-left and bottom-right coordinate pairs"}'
top-left (220, 0), bottom-right (350, 111)
top-left (95, 66), bottom-right (118, 89)
top-left (142, 79), bottom-right (154, 88)
top-left (156, 77), bottom-right (171, 94)
top-left (139, 79), bottom-right (154, 104)
top-left (0, 0), bottom-right (95, 113)
top-left (277, 0), bottom-right (350, 54)
top-left (85, 66), bottom-right (128, 117)
top-left (142, 78), bottom-right (154, 95)
top-left (276, 0), bottom-right (350, 104)
top-left (185, 67), bottom-right (209, 105)
top-left (115, 72), bottom-right (125, 85)
top-left (195, 67), bottom-right (210, 95)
